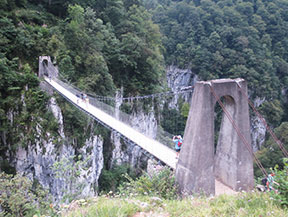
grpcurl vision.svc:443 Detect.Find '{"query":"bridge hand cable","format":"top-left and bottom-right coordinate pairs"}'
top-left (48, 75), bottom-right (178, 149)
top-left (58, 71), bottom-right (194, 102)
top-left (236, 82), bottom-right (288, 158)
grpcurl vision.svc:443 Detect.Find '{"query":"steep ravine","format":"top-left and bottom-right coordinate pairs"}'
top-left (3, 65), bottom-right (268, 203)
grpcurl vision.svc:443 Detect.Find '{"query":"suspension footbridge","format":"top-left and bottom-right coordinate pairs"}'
top-left (44, 76), bottom-right (239, 195)
top-left (40, 56), bottom-right (288, 195)
top-left (44, 76), bottom-right (178, 169)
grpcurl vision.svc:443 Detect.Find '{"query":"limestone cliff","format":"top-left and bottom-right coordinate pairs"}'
top-left (7, 97), bottom-right (104, 203)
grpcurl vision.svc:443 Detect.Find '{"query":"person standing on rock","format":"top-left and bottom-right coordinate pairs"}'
top-left (173, 135), bottom-right (182, 158)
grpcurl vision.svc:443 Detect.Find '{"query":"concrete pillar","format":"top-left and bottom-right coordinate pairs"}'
top-left (175, 78), bottom-right (254, 195)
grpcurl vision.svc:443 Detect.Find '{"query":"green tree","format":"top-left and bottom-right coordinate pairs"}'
top-left (0, 172), bottom-right (55, 217)
top-left (255, 122), bottom-right (288, 177)
top-left (99, 164), bottom-right (136, 193)
top-left (259, 100), bottom-right (284, 126)
top-left (51, 154), bottom-right (91, 203)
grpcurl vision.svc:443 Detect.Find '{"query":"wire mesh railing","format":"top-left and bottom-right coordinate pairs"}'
top-left (40, 58), bottom-right (195, 150)
top-left (50, 76), bottom-right (178, 148)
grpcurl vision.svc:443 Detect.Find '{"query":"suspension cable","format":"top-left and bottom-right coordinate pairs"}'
top-left (236, 82), bottom-right (288, 157)
top-left (209, 84), bottom-right (268, 177)
top-left (58, 72), bottom-right (194, 102)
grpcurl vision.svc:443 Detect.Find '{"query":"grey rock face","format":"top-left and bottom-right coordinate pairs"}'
top-left (167, 65), bottom-right (195, 90)
top-left (166, 65), bottom-right (196, 108)
top-left (50, 97), bottom-right (65, 138)
top-left (78, 136), bottom-right (104, 198)
top-left (111, 131), bottom-right (129, 166)
top-left (251, 115), bottom-right (266, 151)
top-left (110, 89), bottom-right (155, 169)
top-left (249, 97), bottom-right (267, 151)
top-left (10, 97), bottom-right (103, 203)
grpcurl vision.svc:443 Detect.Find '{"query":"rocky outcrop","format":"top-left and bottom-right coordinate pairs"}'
top-left (10, 97), bottom-right (104, 203)
top-left (110, 89), bottom-right (155, 170)
top-left (167, 65), bottom-right (196, 91)
top-left (250, 97), bottom-right (267, 151)
top-left (166, 65), bottom-right (197, 109)
top-left (251, 115), bottom-right (266, 151)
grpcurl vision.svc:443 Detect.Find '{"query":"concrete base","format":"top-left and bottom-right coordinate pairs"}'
top-left (176, 78), bottom-right (254, 195)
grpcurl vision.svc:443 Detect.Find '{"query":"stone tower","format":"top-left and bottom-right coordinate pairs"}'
top-left (38, 56), bottom-right (58, 78)
top-left (175, 78), bottom-right (254, 195)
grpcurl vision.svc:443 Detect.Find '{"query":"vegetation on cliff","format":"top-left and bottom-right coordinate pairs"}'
top-left (0, 0), bottom-right (165, 172)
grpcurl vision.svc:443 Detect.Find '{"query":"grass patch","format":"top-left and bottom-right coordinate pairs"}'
top-left (62, 192), bottom-right (288, 217)
top-left (165, 192), bottom-right (287, 217)
top-left (62, 196), bottom-right (140, 217)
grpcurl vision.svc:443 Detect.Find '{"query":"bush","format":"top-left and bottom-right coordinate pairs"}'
top-left (51, 154), bottom-right (91, 203)
top-left (254, 122), bottom-right (288, 178)
top-left (118, 167), bottom-right (178, 200)
top-left (269, 158), bottom-right (288, 207)
top-left (99, 164), bottom-right (136, 193)
top-left (0, 172), bottom-right (55, 217)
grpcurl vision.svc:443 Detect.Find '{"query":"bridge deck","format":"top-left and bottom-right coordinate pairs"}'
top-left (44, 77), bottom-right (178, 169)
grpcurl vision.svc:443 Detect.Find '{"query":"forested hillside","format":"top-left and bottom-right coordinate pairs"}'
top-left (0, 0), bottom-right (165, 172)
top-left (143, 0), bottom-right (288, 175)
top-left (147, 0), bottom-right (288, 100)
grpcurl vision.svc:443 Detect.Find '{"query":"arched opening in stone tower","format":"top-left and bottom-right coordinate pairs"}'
top-left (214, 95), bottom-right (237, 189)
top-left (42, 59), bottom-right (48, 67)
top-left (42, 59), bottom-right (49, 76)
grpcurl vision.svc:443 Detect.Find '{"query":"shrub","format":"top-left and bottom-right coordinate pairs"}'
top-left (0, 172), bottom-right (55, 217)
top-left (98, 164), bottom-right (136, 193)
top-left (51, 154), bottom-right (91, 203)
top-left (269, 158), bottom-right (288, 207)
top-left (118, 167), bottom-right (178, 200)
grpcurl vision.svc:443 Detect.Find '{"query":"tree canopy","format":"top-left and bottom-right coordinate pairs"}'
top-left (150, 0), bottom-right (288, 101)
top-left (0, 0), bottom-right (165, 172)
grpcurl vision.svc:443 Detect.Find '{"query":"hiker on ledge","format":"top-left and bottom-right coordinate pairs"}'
top-left (173, 135), bottom-right (182, 158)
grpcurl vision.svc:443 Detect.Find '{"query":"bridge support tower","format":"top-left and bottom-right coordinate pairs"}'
top-left (38, 56), bottom-right (58, 78)
top-left (175, 78), bottom-right (254, 195)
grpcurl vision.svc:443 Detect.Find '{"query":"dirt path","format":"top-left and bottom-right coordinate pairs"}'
top-left (133, 212), bottom-right (169, 217)
top-left (215, 179), bottom-right (238, 196)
